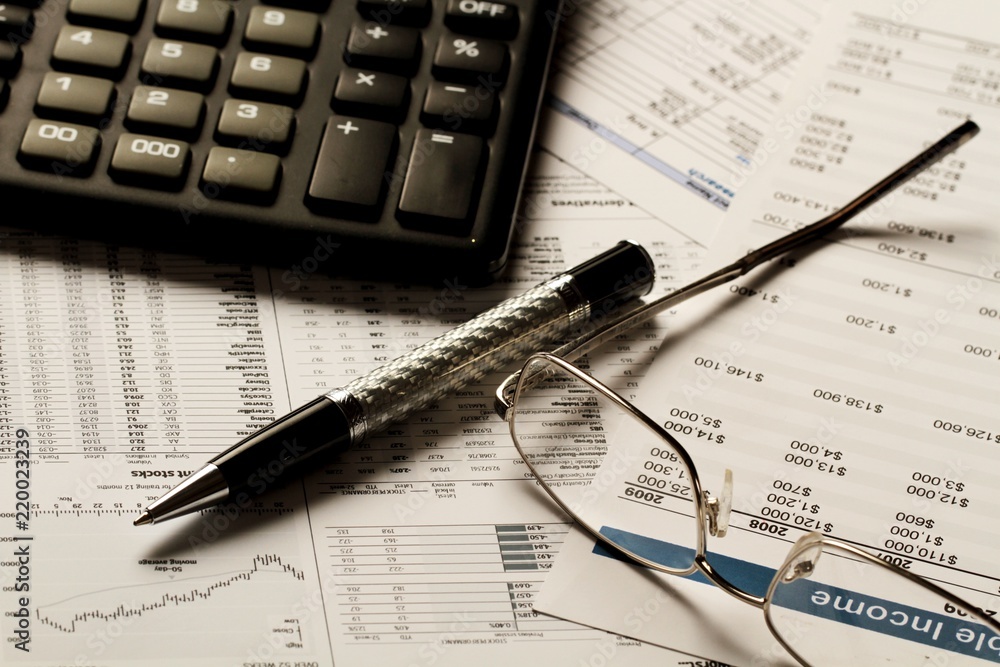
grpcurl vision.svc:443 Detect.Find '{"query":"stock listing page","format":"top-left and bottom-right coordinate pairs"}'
top-left (0, 151), bottom-right (719, 666)
top-left (534, 1), bottom-right (1000, 664)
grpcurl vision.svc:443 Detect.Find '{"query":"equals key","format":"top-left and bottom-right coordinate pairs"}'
top-left (398, 129), bottom-right (485, 229)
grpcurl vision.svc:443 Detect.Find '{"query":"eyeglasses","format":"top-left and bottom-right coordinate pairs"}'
top-left (495, 352), bottom-right (1000, 665)
top-left (490, 121), bottom-right (997, 665)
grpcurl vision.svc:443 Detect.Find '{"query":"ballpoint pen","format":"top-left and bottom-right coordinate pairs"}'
top-left (136, 119), bottom-right (979, 527)
top-left (134, 240), bottom-right (657, 524)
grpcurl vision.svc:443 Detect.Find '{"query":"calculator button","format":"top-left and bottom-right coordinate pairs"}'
top-left (307, 115), bottom-right (397, 217)
top-left (421, 81), bottom-right (496, 134)
top-left (110, 132), bottom-right (191, 187)
top-left (432, 33), bottom-right (508, 84)
top-left (357, 0), bottom-right (431, 27)
top-left (140, 38), bottom-right (218, 91)
top-left (229, 52), bottom-right (307, 105)
top-left (344, 21), bottom-right (421, 75)
top-left (0, 4), bottom-right (34, 36)
top-left (332, 68), bottom-right (409, 122)
top-left (398, 129), bottom-right (484, 225)
top-left (17, 118), bottom-right (101, 175)
top-left (0, 43), bottom-right (20, 78)
top-left (243, 7), bottom-right (320, 57)
top-left (155, 0), bottom-right (233, 44)
top-left (50, 24), bottom-right (131, 79)
top-left (126, 86), bottom-right (205, 138)
top-left (215, 99), bottom-right (295, 153)
top-left (444, 0), bottom-right (519, 39)
top-left (67, 0), bottom-right (146, 33)
top-left (35, 71), bottom-right (115, 122)
top-left (201, 147), bottom-right (281, 200)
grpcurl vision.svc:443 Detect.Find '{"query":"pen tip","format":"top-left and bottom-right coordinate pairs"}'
top-left (133, 511), bottom-right (154, 527)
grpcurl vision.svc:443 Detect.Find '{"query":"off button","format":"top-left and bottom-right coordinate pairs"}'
top-left (444, 0), bottom-right (519, 39)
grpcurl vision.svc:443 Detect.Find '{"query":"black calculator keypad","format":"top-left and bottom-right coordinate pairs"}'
top-left (0, 0), bottom-right (562, 282)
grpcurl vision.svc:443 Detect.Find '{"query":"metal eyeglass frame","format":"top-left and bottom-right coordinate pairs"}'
top-left (495, 352), bottom-right (1000, 666)
top-left (490, 121), bottom-right (992, 664)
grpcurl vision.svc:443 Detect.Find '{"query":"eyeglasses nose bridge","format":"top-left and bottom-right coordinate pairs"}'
top-left (703, 468), bottom-right (733, 538)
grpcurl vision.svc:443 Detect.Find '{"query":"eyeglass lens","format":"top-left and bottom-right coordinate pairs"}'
top-left (767, 540), bottom-right (1000, 665)
top-left (510, 356), bottom-right (701, 573)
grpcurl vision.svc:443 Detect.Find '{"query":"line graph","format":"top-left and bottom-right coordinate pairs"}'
top-left (1, 461), bottom-right (333, 665)
top-left (37, 553), bottom-right (306, 633)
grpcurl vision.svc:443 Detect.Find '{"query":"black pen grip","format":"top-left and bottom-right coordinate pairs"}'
top-left (210, 396), bottom-right (351, 498)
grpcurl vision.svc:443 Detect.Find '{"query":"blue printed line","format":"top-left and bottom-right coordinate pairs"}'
top-left (594, 527), bottom-right (1000, 663)
top-left (593, 526), bottom-right (772, 597)
top-left (547, 96), bottom-right (732, 211)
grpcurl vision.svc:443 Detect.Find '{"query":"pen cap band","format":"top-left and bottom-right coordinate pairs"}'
top-left (566, 240), bottom-right (655, 319)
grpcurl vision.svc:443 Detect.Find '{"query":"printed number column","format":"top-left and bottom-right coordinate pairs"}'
top-left (60, 239), bottom-right (114, 453)
top-left (106, 246), bottom-right (154, 453)
top-left (17, 237), bottom-right (66, 454)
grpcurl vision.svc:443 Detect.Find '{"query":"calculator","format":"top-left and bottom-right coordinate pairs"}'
top-left (0, 0), bottom-right (563, 281)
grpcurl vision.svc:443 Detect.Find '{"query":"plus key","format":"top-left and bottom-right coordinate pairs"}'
top-left (307, 115), bottom-right (398, 218)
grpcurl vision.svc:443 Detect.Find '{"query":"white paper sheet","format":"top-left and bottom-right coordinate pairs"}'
top-left (533, 1), bottom-right (1000, 664)
top-left (538, 0), bottom-right (830, 246)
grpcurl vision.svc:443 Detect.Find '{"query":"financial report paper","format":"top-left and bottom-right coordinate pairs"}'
top-left (0, 152), bottom-right (711, 666)
top-left (538, 0), bottom-right (830, 247)
top-left (533, 0), bottom-right (1000, 664)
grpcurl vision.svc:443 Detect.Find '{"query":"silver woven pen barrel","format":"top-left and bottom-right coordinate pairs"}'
top-left (325, 240), bottom-right (655, 444)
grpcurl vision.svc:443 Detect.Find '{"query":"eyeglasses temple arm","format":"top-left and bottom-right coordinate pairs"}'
top-left (739, 119), bottom-right (979, 269)
top-left (552, 119), bottom-right (980, 364)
